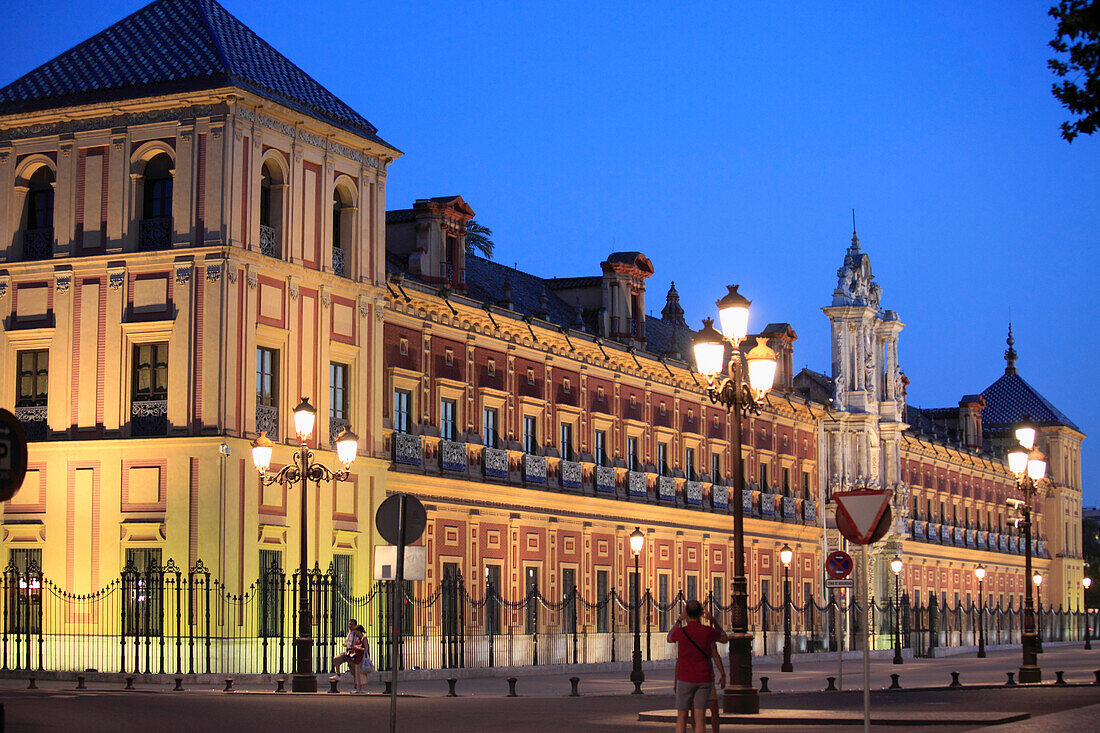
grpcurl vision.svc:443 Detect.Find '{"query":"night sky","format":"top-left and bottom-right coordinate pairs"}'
top-left (4, 1), bottom-right (1097, 504)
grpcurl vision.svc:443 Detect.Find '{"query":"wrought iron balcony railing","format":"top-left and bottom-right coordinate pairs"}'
top-left (138, 217), bottom-right (172, 251)
top-left (15, 405), bottom-right (47, 441)
top-left (256, 404), bottom-right (278, 439)
top-left (23, 227), bottom-right (53, 261)
top-left (332, 246), bottom-right (346, 277)
top-left (259, 224), bottom-right (279, 258)
top-left (131, 399), bottom-right (168, 436)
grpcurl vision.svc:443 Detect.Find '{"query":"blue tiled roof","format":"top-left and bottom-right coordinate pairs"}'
top-left (0, 0), bottom-right (394, 148)
top-left (981, 371), bottom-right (1080, 432)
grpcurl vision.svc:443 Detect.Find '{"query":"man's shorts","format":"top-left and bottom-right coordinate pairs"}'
top-left (333, 653), bottom-right (351, 666)
top-left (675, 681), bottom-right (712, 711)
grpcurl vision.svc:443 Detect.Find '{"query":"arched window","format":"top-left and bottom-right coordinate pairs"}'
top-left (331, 187), bottom-right (354, 277)
top-left (143, 153), bottom-right (173, 219)
top-left (258, 160), bottom-right (284, 258)
top-left (139, 153), bottom-right (173, 250)
top-left (22, 167), bottom-right (54, 260)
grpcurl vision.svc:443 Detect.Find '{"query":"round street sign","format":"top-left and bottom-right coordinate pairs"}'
top-left (0, 409), bottom-right (29, 503)
top-left (826, 550), bottom-right (853, 580)
top-left (375, 493), bottom-right (427, 546)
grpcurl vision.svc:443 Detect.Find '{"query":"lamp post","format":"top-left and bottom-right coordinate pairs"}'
top-left (1006, 417), bottom-right (1044, 683)
top-left (1033, 571), bottom-right (1044, 654)
top-left (629, 527), bottom-right (645, 694)
top-left (891, 555), bottom-right (903, 665)
top-left (251, 398), bottom-right (358, 693)
top-left (1084, 576), bottom-right (1093, 650)
top-left (780, 544), bottom-right (793, 672)
top-left (692, 285), bottom-right (778, 714)
top-left (975, 565), bottom-right (987, 658)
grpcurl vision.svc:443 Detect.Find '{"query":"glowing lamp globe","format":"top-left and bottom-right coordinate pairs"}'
top-left (334, 427), bottom-right (359, 468)
top-left (251, 432), bottom-right (274, 474)
top-left (293, 397), bottom-right (317, 441)
top-left (745, 338), bottom-right (778, 398)
top-left (716, 285), bottom-right (751, 343)
top-left (890, 556), bottom-right (903, 575)
top-left (692, 319), bottom-right (727, 378)
top-left (779, 544), bottom-right (793, 567)
top-left (1015, 417), bottom-right (1037, 450)
top-left (1008, 447), bottom-right (1029, 477)
top-left (629, 527), bottom-right (644, 556)
top-left (1026, 447), bottom-right (1046, 481)
top-left (975, 565), bottom-right (986, 582)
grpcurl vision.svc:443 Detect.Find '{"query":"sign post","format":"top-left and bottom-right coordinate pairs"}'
top-left (375, 493), bottom-right (427, 733)
top-left (832, 490), bottom-right (892, 733)
top-left (826, 550), bottom-right (853, 692)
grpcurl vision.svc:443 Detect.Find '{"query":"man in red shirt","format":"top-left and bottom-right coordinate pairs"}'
top-left (668, 599), bottom-right (728, 733)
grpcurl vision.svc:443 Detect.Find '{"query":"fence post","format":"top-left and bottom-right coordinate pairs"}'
top-left (459, 575), bottom-right (467, 669)
top-left (645, 588), bottom-right (652, 662)
top-left (572, 585), bottom-right (579, 665)
top-left (928, 592), bottom-right (937, 658)
top-left (487, 579), bottom-right (495, 669)
top-left (609, 588), bottom-right (616, 663)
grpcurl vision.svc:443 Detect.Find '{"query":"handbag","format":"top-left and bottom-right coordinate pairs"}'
top-left (360, 641), bottom-right (375, 673)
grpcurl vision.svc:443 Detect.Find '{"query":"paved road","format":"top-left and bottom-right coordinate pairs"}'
top-left (1, 644), bottom-right (1096, 732)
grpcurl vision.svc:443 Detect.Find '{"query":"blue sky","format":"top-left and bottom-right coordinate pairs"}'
top-left (4, 1), bottom-right (1098, 503)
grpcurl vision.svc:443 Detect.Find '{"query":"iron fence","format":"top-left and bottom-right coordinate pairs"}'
top-left (1, 558), bottom-right (1093, 674)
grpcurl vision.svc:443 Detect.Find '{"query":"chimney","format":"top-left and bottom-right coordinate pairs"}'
top-left (958, 395), bottom-right (986, 450)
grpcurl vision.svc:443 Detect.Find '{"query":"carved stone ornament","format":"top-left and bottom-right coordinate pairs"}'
top-left (359, 296), bottom-right (372, 319)
top-left (227, 268), bottom-right (238, 284)
top-left (0, 278), bottom-right (9, 299)
top-left (288, 278), bottom-right (299, 300)
top-left (108, 268), bottom-right (126, 291)
top-left (175, 265), bottom-right (192, 285)
top-left (205, 264), bottom-right (222, 283)
top-left (320, 287), bottom-right (331, 308)
top-left (54, 273), bottom-right (72, 294)
top-left (246, 268), bottom-right (258, 289)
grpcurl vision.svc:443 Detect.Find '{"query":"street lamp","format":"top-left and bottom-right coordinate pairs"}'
top-left (693, 285), bottom-right (778, 714)
top-left (629, 527), bottom-right (645, 694)
top-left (1084, 576), bottom-right (1093, 650)
top-left (1006, 416), bottom-right (1044, 684)
top-left (975, 565), bottom-right (987, 658)
top-left (251, 398), bottom-right (357, 693)
top-left (780, 544), bottom-right (793, 673)
top-left (890, 555), bottom-right (903, 665)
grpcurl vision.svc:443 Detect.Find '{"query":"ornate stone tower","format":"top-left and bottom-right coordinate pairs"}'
top-left (821, 229), bottom-right (908, 603)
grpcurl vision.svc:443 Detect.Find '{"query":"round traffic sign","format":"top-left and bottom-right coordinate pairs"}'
top-left (375, 493), bottom-right (427, 546)
top-left (0, 409), bottom-right (29, 502)
top-left (826, 550), bottom-right (853, 579)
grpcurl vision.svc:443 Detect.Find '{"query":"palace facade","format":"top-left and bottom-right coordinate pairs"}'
top-left (0, 0), bottom-right (1085, 653)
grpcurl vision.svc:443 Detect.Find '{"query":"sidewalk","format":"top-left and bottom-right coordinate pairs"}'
top-left (5, 642), bottom-right (1092, 698)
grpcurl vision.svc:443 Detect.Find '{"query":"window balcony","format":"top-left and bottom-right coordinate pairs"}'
top-left (440, 439), bottom-right (467, 473)
top-left (482, 447), bottom-right (508, 479)
top-left (596, 466), bottom-right (617, 494)
top-left (626, 470), bottom-right (646, 498)
top-left (711, 483), bottom-right (728, 511)
top-left (657, 475), bottom-right (676, 504)
top-left (259, 224), bottom-right (279, 258)
top-left (131, 399), bottom-right (168, 436)
top-left (802, 499), bottom-right (817, 523)
top-left (781, 496), bottom-right (798, 520)
top-left (139, 217), bottom-right (172, 251)
top-left (393, 432), bottom-right (423, 467)
top-left (332, 246), bottom-right (346, 277)
top-left (23, 227), bottom-right (53, 261)
top-left (15, 405), bottom-right (47, 441)
top-left (559, 460), bottom-right (582, 490)
top-left (523, 454), bottom-right (546, 484)
top-left (684, 480), bottom-right (703, 507)
top-left (256, 404), bottom-right (278, 439)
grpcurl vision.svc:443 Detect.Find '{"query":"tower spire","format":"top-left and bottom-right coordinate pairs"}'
top-left (1004, 322), bottom-right (1018, 374)
top-left (850, 208), bottom-right (859, 250)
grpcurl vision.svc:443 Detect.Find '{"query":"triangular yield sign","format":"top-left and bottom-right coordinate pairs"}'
top-left (834, 490), bottom-right (892, 544)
